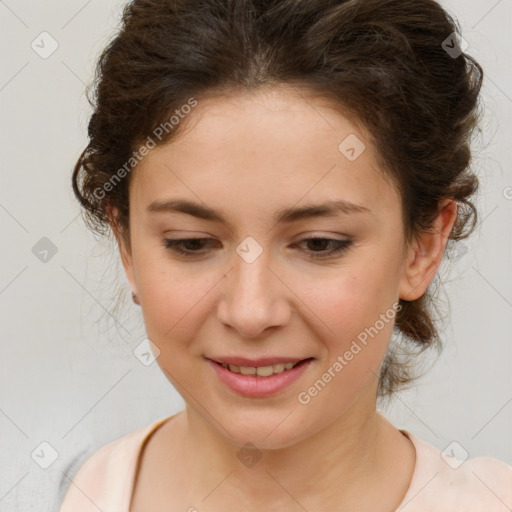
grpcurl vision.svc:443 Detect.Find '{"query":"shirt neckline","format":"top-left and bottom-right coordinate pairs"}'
top-left (126, 419), bottom-right (425, 511)
top-left (394, 428), bottom-right (442, 511)
top-left (127, 414), bottom-right (178, 510)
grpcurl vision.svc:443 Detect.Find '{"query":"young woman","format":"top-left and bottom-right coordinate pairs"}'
top-left (60, 0), bottom-right (512, 510)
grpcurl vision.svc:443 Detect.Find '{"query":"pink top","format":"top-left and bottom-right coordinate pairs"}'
top-left (60, 414), bottom-right (512, 512)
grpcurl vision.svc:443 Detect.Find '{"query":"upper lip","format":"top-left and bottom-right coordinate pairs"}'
top-left (207, 356), bottom-right (311, 367)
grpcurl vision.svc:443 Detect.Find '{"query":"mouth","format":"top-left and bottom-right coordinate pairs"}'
top-left (208, 357), bottom-right (314, 377)
top-left (207, 356), bottom-right (314, 397)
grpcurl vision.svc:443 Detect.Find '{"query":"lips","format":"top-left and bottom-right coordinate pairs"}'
top-left (208, 357), bottom-right (314, 397)
top-left (208, 356), bottom-right (308, 367)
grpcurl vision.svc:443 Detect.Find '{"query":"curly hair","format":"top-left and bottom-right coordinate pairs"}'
top-left (72, 0), bottom-right (484, 399)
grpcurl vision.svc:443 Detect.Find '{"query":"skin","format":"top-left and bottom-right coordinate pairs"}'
top-left (110, 84), bottom-right (457, 511)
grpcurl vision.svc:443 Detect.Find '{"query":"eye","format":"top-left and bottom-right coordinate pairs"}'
top-left (294, 237), bottom-right (353, 259)
top-left (162, 237), bottom-right (218, 256)
top-left (162, 236), bottom-right (353, 259)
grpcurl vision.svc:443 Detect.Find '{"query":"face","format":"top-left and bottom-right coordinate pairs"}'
top-left (114, 85), bottom-right (441, 449)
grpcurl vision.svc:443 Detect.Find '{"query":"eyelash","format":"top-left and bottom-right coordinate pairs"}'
top-left (162, 237), bottom-right (353, 259)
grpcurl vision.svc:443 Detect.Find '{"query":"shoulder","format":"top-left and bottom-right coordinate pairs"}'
top-left (398, 430), bottom-right (512, 512)
top-left (441, 455), bottom-right (512, 507)
top-left (59, 417), bottom-right (169, 512)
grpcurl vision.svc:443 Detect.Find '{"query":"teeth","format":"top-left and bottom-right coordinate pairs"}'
top-left (220, 361), bottom-right (302, 376)
top-left (256, 365), bottom-right (274, 377)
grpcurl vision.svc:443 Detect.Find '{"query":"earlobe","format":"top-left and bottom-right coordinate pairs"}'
top-left (398, 242), bottom-right (437, 301)
top-left (398, 199), bottom-right (458, 301)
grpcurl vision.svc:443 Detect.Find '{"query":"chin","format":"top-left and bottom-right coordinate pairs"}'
top-left (213, 407), bottom-right (313, 451)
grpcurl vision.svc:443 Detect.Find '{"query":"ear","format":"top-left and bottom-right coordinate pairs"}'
top-left (398, 198), bottom-right (458, 301)
top-left (107, 205), bottom-right (137, 294)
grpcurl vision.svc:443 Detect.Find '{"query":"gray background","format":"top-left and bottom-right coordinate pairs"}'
top-left (0, 0), bottom-right (511, 510)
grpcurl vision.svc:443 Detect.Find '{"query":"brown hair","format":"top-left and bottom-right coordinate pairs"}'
top-left (72, 0), bottom-right (484, 399)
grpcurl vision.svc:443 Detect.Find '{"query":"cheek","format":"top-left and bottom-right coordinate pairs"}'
top-left (293, 264), bottom-right (397, 371)
top-left (295, 261), bottom-right (394, 329)
top-left (135, 252), bottom-right (221, 350)
top-left (295, 273), bottom-right (397, 416)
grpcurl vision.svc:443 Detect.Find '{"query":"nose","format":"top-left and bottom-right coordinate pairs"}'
top-left (216, 248), bottom-right (291, 339)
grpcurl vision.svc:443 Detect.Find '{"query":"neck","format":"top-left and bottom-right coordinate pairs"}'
top-left (176, 384), bottom-right (397, 510)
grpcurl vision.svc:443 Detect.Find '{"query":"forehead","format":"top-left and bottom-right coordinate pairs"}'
top-left (130, 86), bottom-right (399, 221)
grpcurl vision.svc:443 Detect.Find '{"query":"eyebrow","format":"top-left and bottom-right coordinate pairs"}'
top-left (147, 198), bottom-right (373, 230)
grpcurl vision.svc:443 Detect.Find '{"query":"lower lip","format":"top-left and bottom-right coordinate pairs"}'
top-left (208, 358), bottom-right (313, 397)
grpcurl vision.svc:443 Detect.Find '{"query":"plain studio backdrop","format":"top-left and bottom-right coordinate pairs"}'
top-left (0, 0), bottom-right (511, 510)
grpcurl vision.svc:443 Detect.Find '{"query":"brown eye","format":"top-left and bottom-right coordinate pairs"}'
top-left (296, 237), bottom-right (353, 258)
top-left (162, 237), bottom-right (353, 259)
top-left (162, 237), bottom-right (219, 256)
